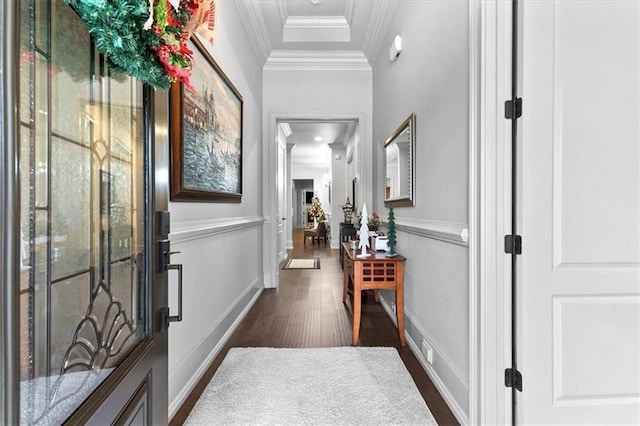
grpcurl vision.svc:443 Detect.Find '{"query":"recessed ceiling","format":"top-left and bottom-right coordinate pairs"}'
top-left (285, 121), bottom-right (356, 168)
top-left (234, 1), bottom-right (386, 169)
top-left (235, 0), bottom-right (398, 67)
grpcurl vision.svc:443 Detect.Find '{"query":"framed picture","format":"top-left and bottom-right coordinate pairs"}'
top-left (170, 36), bottom-right (243, 202)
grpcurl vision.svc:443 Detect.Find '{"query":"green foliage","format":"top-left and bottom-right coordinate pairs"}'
top-left (309, 196), bottom-right (325, 221)
top-left (386, 207), bottom-right (397, 254)
top-left (64, 0), bottom-right (176, 89)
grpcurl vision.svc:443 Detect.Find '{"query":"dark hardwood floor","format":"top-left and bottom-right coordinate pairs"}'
top-left (170, 229), bottom-right (459, 425)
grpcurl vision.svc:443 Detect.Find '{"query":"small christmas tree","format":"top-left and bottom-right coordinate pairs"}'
top-left (385, 207), bottom-right (398, 257)
top-left (308, 196), bottom-right (325, 222)
top-left (357, 203), bottom-right (371, 258)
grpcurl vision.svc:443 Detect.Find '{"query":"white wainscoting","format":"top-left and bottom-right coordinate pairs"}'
top-left (168, 280), bottom-right (262, 419)
top-left (170, 216), bottom-right (265, 243)
top-left (379, 293), bottom-right (469, 425)
top-left (378, 218), bottom-right (469, 424)
top-left (167, 216), bottom-right (265, 420)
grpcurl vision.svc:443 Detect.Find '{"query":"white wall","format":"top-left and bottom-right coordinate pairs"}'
top-left (291, 164), bottom-right (330, 210)
top-left (372, 1), bottom-right (470, 423)
top-left (166, 1), bottom-right (264, 419)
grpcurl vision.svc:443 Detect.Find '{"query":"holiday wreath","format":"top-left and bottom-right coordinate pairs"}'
top-left (64, 0), bottom-right (215, 90)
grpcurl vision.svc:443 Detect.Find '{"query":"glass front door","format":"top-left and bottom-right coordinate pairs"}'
top-left (9, 1), bottom-right (169, 423)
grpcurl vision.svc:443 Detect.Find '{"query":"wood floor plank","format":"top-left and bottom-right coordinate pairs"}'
top-left (170, 229), bottom-right (459, 426)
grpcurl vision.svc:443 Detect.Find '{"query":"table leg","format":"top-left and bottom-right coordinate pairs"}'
top-left (396, 279), bottom-right (405, 347)
top-left (342, 260), bottom-right (349, 303)
top-left (352, 284), bottom-right (361, 346)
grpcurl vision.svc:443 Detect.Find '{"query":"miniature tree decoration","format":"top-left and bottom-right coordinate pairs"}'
top-left (308, 196), bottom-right (325, 222)
top-left (357, 203), bottom-right (371, 258)
top-left (386, 207), bottom-right (398, 257)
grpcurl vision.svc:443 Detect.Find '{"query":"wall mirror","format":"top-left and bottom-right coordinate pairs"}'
top-left (384, 113), bottom-right (415, 207)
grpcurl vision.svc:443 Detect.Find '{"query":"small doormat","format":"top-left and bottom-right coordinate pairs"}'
top-left (282, 258), bottom-right (320, 270)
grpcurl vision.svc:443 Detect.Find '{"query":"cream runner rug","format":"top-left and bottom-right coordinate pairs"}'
top-left (282, 258), bottom-right (320, 269)
top-left (185, 347), bottom-right (438, 425)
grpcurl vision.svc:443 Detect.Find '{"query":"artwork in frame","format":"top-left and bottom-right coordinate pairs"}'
top-left (170, 36), bottom-right (243, 202)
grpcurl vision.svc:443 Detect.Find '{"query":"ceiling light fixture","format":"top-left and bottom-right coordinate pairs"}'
top-left (314, 136), bottom-right (323, 142)
top-left (389, 35), bottom-right (402, 62)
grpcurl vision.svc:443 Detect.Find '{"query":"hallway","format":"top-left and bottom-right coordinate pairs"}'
top-left (171, 229), bottom-right (458, 425)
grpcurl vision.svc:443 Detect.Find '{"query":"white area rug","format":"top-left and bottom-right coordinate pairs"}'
top-left (185, 347), bottom-right (438, 425)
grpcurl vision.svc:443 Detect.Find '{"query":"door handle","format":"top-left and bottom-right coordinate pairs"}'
top-left (166, 263), bottom-right (183, 324)
top-left (158, 239), bottom-right (183, 331)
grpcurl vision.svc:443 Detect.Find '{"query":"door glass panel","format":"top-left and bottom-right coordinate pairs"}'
top-left (19, 1), bottom-right (147, 424)
top-left (50, 136), bottom-right (91, 279)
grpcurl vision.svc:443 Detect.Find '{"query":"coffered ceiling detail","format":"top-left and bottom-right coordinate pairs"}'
top-left (234, 0), bottom-right (398, 69)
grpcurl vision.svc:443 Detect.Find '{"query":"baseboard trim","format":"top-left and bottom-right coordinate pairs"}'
top-left (170, 216), bottom-right (265, 243)
top-left (168, 280), bottom-right (263, 420)
top-left (379, 295), bottom-right (469, 425)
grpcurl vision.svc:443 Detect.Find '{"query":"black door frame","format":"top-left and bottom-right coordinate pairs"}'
top-left (0, 1), bottom-right (171, 422)
top-left (1, 0), bottom-right (21, 422)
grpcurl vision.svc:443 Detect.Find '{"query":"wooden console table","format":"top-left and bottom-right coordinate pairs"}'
top-left (342, 242), bottom-right (406, 346)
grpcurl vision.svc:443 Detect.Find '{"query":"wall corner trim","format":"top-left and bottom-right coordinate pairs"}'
top-left (170, 216), bottom-right (265, 243)
top-left (390, 218), bottom-right (469, 246)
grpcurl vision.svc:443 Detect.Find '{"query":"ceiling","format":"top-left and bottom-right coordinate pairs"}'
top-left (239, 0), bottom-right (396, 170)
top-left (235, 0), bottom-right (398, 67)
top-left (283, 120), bottom-right (356, 169)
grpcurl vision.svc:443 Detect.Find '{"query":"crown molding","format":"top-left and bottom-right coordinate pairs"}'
top-left (362, 0), bottom-right (398, 67)
top-left (264, 50), bottom-right (371, 71)
top-left (234, 0), bottom-right (272, 65)
top-left (283, 16), bottom-right (350, 43)
top-left (276, 0), bottom-right (288, 26)
top-left (345, 0), bottom-right (355, 26)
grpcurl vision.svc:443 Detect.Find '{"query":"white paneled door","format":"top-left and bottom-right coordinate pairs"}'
top-left (519, 1), bottom-right (640, 424)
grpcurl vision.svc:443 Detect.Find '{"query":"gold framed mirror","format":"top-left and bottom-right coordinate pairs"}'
top-left (383, 113), bottom-right (415, 207)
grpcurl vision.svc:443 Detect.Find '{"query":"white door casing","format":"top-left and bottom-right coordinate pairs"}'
top-left (277, 127), bottom-right (287, 265)
top-left (264, 112), bottom-right (369, 289)
top-left (518, 1), bottom-right (640, 424)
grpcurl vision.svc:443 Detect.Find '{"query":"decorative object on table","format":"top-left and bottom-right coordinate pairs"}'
top-left (64, 0), bottom-right (216, 90)
top-left (368, 212), bottom-right (381, 231)
top-left (357, 203), bottom-right (371, 258)
top-left (384, 113), bottom-right (416, 207)
top-left (308, 196), bottom-right (326, 222)
top-left (341, 197), bottom-right (354, 224)
top-left (170, 36), bottom-right (243, 202)
top-left (385, 207), bottom-right (398, 257)
top-left (374, 235), bottom-right (389, 252)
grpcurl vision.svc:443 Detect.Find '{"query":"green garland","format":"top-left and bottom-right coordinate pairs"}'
top-left (64, 0), bottom-right (186, 89)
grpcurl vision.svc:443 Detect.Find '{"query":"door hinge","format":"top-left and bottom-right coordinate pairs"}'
top-left (505, 97), bottom-right (523, 119)
top-left (504, 234), bottom-right (522, 255)
top-left (505, 368), bottom-right (523, 392)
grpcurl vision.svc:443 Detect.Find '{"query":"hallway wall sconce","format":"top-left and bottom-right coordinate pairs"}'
top-left (389, 35), bottom-right (402, 62)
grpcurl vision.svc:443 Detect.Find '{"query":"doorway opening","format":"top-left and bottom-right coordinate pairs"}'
top-left (280, 119), bottom-right (358, 250)
top-left (293, 179), bottom-right (314, 229)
